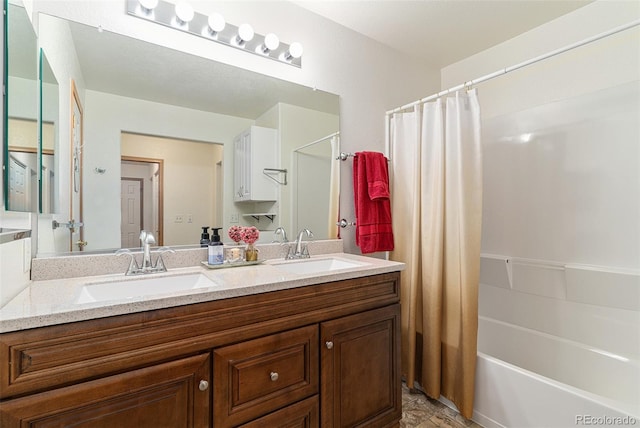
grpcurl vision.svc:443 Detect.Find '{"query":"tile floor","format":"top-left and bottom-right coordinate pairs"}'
top-left (400, 383), bottom-right (483, 428)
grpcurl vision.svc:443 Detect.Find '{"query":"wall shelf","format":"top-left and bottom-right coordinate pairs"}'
top-left (242, 213), bottom-right (276, 222)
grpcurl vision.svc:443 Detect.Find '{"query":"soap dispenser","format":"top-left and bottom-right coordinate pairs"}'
top-left (208, 227), bottom-right (224, 265)
top-left (200, 226), bottom-right (210, 247)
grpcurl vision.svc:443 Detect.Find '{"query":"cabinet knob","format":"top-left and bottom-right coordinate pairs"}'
top-left (270, 372), bottom-right (279, 382)
top-left (325, 341), bottom-right (334, 349)
top-left (198, 380), bottom-right (209, 391)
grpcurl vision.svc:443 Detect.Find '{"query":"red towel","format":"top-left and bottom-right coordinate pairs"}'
top-left (353, 151), bottom-right (394, 253)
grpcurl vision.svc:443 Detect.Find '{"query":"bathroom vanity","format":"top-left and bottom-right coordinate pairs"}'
top-left (0, 254), bottom-right (403, 427)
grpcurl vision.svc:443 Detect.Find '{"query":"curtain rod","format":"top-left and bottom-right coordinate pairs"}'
top-left (386, 19), bottom-right (640, 115)
top-left (293, 131), bottom-right (340, 152)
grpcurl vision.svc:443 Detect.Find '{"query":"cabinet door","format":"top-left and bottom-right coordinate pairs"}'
top-left (247, 126), bottom-right (277, 201)
top-left (0, 353), bottom-right (211, 428)
top-left (320, 304), bottom-right (401, 428)
top-left (234, 131), bottom-right (250, 201)
top-left (233, 126), bottom-right (277, 202)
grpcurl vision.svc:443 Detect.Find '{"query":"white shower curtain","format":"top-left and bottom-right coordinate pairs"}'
top-left (390, 89), bottom-right (482, 419)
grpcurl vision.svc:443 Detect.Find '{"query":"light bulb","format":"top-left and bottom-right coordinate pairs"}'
top-left (175, 2), bottom-right (194, 25)
top-left (285, 42), bottom-right (303, 60)
top-left (208, 13), bottom-right (226, 33)
top-left (264, 33), bottom-right (279, 51)
top-left (236, 23), bottom-right (254, 45)
top-left (138, 0), bottom-right (158, 14)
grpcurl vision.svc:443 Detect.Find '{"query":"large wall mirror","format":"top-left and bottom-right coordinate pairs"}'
top-left (33, 13), bottom-right (340, 256)
top-left (4, 3), bottom-right (38, 212)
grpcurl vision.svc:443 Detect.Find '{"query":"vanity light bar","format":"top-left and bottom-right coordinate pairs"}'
top-left (126, 0), bottom-right (303, 68)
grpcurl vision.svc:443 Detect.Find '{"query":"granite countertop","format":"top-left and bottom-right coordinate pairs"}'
top-left (0, 253), bottom-right (404, 333)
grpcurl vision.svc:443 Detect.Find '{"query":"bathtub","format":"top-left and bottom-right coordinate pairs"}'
top-left (472, 316), bottom-right (640, 428)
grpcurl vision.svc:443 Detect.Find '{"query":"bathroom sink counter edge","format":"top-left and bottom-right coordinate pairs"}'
top-left (0, 252), bottom-right (404, 333)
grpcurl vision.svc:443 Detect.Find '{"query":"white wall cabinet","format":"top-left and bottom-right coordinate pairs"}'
top-left (233, 126), bottom-right (278, 202)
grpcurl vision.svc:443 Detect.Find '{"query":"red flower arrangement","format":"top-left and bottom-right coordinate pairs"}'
top-left (240, 226), bottom-right (260, 245)
top-left (228, 225), bottom-right (243, 243)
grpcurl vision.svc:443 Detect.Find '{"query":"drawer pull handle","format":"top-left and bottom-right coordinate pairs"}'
top-left (326, 341), bottom-right (334, 349)
top-left (199, 380), bottom-right (209, 391)
top-left (270, 372), bottom-right (279, 381)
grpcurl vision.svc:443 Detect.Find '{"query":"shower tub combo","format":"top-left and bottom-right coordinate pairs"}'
top-left (471, 256), bottom-right (639, 428)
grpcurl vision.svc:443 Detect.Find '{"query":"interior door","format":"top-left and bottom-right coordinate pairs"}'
top-left (8, 156), bottom-right (28, 211)
top-left (121, 178), bottom-right (143, 248)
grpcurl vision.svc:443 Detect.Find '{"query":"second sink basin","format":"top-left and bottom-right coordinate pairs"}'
top-left (76, 273), bottom-right (220, 304)
top-left (271, 256), bottom-right (368, 275)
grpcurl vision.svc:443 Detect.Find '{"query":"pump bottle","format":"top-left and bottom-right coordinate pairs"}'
top-left (200, 226), bottom-right (210, 247)
top-left (208, 227), bottom-right (224, 265)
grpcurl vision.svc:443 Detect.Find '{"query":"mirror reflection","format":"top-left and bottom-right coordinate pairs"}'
top-left (34, 14), bottom-right (339, 256)
top-left (5, 3), bottom-right (38, 212)
top-left (39, 51), bottom-right (59, 214)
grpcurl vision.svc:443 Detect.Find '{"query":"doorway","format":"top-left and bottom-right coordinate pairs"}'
top-left (121, 157), bottom-right (164, 247)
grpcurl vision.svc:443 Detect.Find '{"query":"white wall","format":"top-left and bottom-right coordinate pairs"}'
top-left (442, 1), bottom-right (640, 120)
top-left (0, 238), bottom-right (31, 306)
top-left (28, 0), bottom-right (439, 254)
top-left (8, 76), bottom-right (37, 119)
top-left (442, 0), bottom-right (639, 268)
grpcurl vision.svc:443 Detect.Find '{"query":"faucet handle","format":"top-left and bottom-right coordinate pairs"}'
top-left (153, 247), bottom-right (175, 271)
top-left (116, 248), bottom-right (140, 275)
top-left (273, 227), bottom-right (288, 243)
top-left (285, 244), bottom-right (296, 260)
top-left (301, 243), bottom-right (310, 258)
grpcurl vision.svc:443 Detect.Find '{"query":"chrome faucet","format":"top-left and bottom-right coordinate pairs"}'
top-left (140, 230), bottom-right (156, 269)
top-left (287, 228), bottom-right (313, 259)
top-left (116, 231), bottom-right (175, 275)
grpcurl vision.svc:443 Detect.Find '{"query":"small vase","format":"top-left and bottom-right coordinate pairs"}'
top-left (245, 243), bottom-right (259, 262)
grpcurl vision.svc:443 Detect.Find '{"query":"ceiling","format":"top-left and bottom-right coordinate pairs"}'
top-left (295, 0), bottom-right (593, 68)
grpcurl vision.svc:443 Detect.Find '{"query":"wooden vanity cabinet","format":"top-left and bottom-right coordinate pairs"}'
top-left (0, 272), bottom-right (401, 427)
top-left (0, 353), bottom-right (211, 427)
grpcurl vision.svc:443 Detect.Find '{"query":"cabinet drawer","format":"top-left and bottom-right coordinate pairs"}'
top-left (214, 325), bottom-right (318, 427)
top-left (238, 396), bottom-right (319, 428)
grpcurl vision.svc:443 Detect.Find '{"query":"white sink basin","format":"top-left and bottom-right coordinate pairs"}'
top-left (75, 273), bottom-right (220, 304)
top-left (271, 257), bottom-right (368, 275)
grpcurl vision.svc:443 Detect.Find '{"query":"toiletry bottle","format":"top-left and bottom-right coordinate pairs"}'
top-left (208, 227), bottom-right (224, 265)
top-left (200, 226), bottom-right (210, 247)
